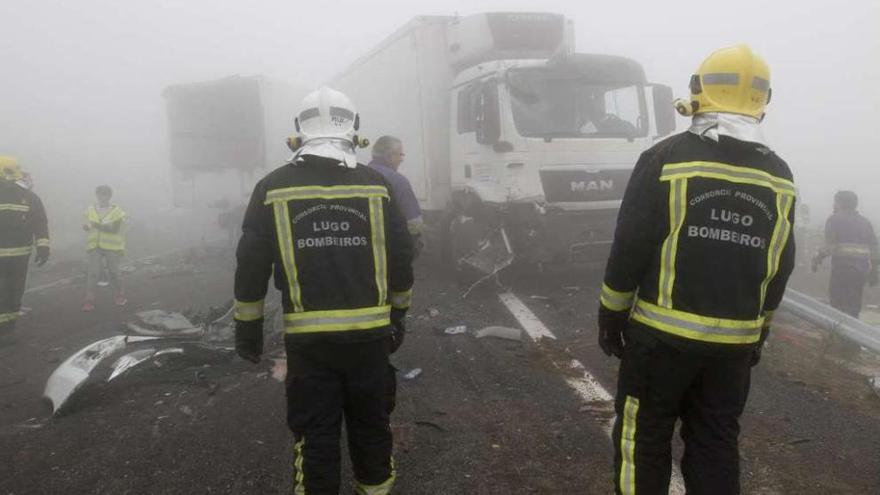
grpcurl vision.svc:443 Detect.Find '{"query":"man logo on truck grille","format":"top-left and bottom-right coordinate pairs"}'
top-left (571, 180), bottom-right (614, 192)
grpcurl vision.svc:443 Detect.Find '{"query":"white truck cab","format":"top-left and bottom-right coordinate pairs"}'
top-left (331, 12), bottom-right (676, 271)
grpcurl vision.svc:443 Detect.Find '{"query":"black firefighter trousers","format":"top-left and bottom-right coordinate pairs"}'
top-left (0, 256), bottom-right (29, 335)
top-left (612, 326), bottom-right (752, 495)
top-left (829, 264), bottom-right (866, 318)
top-left (286, 337), bottom-right (396, 495)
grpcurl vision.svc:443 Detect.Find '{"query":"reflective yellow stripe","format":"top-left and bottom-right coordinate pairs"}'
top-left (285, 306), bottom-right (391, 334)
top-left (390, 289), bottom-right (412, 310)
top-left (834, 243), bottom-right (872, 258)
top-left (632, 299), bottom-right (763, 344)
top-left (657, 178), bottom-right (687, 308)
top-left (759, 194), bottom-right (794, 309)
top-left (0, 312), bottom-right (20, 324)
top-left (600, 284), bottom-right (635, 312)
top-left (354, 457), bottom-right (396, 495)
top-left (273, 202), bottom-right (304, 312)
top-left (35, 238), bottom-right (49, 248)
top-left (618, 395), bottom-right (639, 495)
top-left (292, 438), bottom-right (305, 495)
top-left (0, 246), bottom-right (31, 257)
top-left (234, 299), bottom-right (265, 322)
top-left (265, 185), bottom-right (389, 204)
top-left (661, 161), bottom-right (796, 196)
top-left (369, 197), bottom-right (388, 306)
top-left (0, 203), bottom-right (29, 212)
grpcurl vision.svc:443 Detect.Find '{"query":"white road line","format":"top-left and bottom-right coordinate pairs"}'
top-left (497, 292), bottom-right (557, 341)
top-left (498, 291), bottom-right (686, 495)
top-left (24, 277), bottom-right (76, 294)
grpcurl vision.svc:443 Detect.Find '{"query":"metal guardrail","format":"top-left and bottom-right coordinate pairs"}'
top-left (781, 289), bottom-right (880, 354)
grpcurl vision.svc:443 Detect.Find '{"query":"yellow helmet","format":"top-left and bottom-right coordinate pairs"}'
top-left (684, 44), bottom-right (771, 119)
top-left (0, 156), bottom-right (23, 181)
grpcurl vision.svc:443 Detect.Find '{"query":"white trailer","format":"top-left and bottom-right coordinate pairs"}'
top-left (163, 75), bottom-right (305, 207)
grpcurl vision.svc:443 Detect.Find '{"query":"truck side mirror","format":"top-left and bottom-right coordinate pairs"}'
top-left (652, 84), bottom-right (676, 138)
top-left (476, 83), bottom-right (501, 145)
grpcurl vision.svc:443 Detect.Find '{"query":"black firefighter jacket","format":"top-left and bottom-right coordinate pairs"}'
top-left (234, 155), bottom-right (414, 344)
top-left (600, 131), bottom-right (796, 351)
top-left (0, 180), bottom-right (49, 258)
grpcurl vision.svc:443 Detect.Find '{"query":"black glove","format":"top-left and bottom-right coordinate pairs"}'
top-left (751, 326), bottom-right (770, 367)
top-left (597, 304), bottom-right (628, 358)
top-left (235, 319), bottom-right (263, 364)
top-left (34, 246), bottom-right (50, 267)
top-left (390, 308), bottom-right (406, 353)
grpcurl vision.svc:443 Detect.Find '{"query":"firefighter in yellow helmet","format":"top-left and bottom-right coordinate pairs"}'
top-left (0, 156), bottom-right (49, 346)
top-left (598, 45), bottom-right (794, 494)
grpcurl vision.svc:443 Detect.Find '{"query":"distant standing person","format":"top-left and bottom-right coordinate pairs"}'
top-left (812, 190), bottom-right (878, 317)
top-left (369, 135), bottom-right (425, 256)
top-left (82, 185), bottom-right (127, 311)
top-left (0, 156), bottom-right (49, 345)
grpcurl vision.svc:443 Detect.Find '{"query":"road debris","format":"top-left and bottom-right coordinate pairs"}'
top-left (127, 310), bottom-right (202, 337)
top-left (271, 358), bottom-right (287, 382)
top-left (427, 308), bottom-right (440, 318)
top-left (43, 335), bottom-right (160, 413)
top-left (870, 376), bottom-right (880, 400)
top-left (43, 295), bottom-right (282, 416)
top-left (475, 326), bottom-right (522, 342)
top-left (444, 325), bottom-right (467, 335)
top-left (402, 368), bottom-right (423, 380)
top-left (414, 420), bottom-right (445, 432)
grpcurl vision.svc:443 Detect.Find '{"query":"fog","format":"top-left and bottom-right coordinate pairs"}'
top-left (1, 0), bottom-right (877, 249)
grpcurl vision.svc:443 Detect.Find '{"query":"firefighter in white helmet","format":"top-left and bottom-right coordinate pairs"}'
top-left (234, 87), bottom-right (413, 494)
top-left (598, 45), bottom-right (795, 494)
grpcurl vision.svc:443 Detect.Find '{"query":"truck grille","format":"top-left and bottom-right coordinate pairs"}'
top-left (539, 168), bottom-right (632, 203)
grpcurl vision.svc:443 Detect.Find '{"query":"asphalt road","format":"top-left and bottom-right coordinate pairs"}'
top-left (1, 248), bottom-right (878, 494)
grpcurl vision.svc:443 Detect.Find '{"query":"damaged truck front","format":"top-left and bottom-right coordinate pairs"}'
top-left (331, 12), bottom-right (676, 274)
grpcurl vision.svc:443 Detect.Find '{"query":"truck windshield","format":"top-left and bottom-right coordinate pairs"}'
top-left (508, 69), bottom-right (647, 139)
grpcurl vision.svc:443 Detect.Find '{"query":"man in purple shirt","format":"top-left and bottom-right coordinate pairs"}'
top-left (368, 135), bottom-right (424, 257)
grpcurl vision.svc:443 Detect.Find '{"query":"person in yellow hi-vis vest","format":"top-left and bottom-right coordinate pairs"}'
top-left (82, 185), bottom-right (126, 311)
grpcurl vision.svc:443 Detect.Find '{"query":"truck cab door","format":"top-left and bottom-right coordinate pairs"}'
top-left (451, 79), bottom-right (503, 202)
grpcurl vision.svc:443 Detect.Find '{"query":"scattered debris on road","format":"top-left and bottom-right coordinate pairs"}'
top-left (402, 368), bottom-right (423, 380)
top-left (43, 335), bottom-right (160, 413)
top-left (443, 325), bottom-right (467, 335)
top-left (475, 326), bottom-right (522, 341)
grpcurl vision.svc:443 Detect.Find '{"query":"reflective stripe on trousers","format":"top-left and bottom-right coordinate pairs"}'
top-left (618, 396), bottom-right (640, 495)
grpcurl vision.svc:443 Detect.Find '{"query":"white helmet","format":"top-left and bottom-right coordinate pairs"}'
top-left (289, 86), bottom-right (365, 168)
